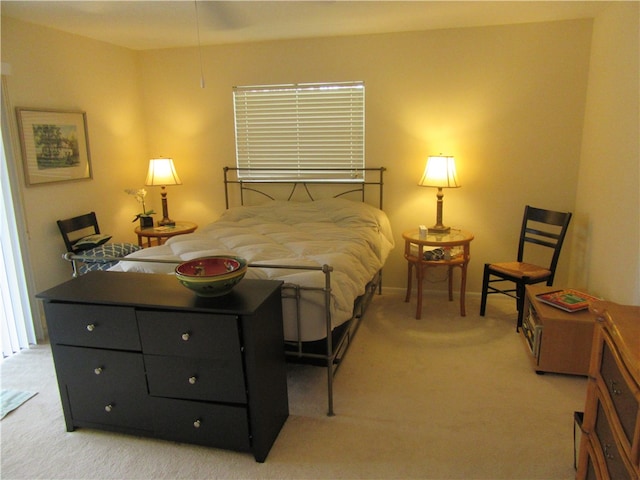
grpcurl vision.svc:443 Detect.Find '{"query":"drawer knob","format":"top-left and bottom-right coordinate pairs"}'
top-left (193, 419), bottom-right (201, 429)
top-left (181, 332), bottom-right (190, 341)
top-left (610, 380), bottom-right (621, 395)
top-left (86, 324), bottom-right (96, 332)
top-left (604, 443), bottom-right (615, 460)
top-left (94, 367), bottom-right (103, 375)
top-left (188, 376), bottom-right (198, 385)
top-left (104, 404), bottom-right (113, 413)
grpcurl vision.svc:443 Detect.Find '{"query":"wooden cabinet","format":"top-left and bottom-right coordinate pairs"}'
top-left (576, 301), bottom-right (640, 480)
top-left (38, 271), bottom-right (288, 462)
top-left (521, 285), bottom-right (595, 375)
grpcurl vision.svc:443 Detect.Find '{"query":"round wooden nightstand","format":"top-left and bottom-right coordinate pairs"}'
top-left (403, 228), bottom-right (474, 319)
top-left (135, 221), bottom-right (198, 248)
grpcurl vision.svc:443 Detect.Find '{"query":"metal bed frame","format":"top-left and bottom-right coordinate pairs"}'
top-left (65, 166), bottom-right (387, 416)
top-left (223, 166), bottom-right (386, 211)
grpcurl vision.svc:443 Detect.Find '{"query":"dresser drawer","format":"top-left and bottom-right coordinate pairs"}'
top-left (137, 310), bottom-right (241, 359)
top-left (152, 397), bottom-right (251, 452)
top-left (45, 303), bottom-right (140, 350)
top-left (600, 339), bottom-right (639, 447)
top-left (594, 399), bottom-right (634, 479)
top-left (55, 346), bottom-right (152, 430)
top-left (145, 354), bottom-right (247, 404)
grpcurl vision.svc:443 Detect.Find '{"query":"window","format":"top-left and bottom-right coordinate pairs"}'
top-left (233, 81), bottom-right (365, 181)
top-left (1, 76), bottom-right (37, 359)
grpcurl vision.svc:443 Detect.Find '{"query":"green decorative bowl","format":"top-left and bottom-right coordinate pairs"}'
top-left (175, 256), bottom-right (247, 297)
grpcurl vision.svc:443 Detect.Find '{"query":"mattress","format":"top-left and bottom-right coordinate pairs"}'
top-left (111, 198), bottom-right (394, 342)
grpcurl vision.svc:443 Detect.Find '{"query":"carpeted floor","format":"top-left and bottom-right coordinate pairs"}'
top-left (0, 291), bottom-right (587, 479)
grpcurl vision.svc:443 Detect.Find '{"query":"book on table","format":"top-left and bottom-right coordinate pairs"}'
top-left (536, 289), bottom-right (601, 312)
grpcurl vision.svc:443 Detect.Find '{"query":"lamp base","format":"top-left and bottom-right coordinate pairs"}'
top-left (158, 191), bottom-right (175, 226)
top-left (428, 225), bottom-right (451, 234)
top-left (157, 218), bottom-right (176, 227)
top-left (428, 188), bottom-right (450, 235)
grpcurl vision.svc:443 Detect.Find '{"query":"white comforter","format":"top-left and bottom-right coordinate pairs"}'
top-left (114, 198), bottom-right (394, 341)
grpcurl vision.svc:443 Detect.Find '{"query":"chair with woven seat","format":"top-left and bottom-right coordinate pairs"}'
top-left (57, 212), bottom-right (141, 277)
top-left (479, 205), bottom-right (572, 330)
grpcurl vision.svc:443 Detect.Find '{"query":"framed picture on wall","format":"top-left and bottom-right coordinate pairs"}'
top-left (16, 108), bottom-right (92, 186)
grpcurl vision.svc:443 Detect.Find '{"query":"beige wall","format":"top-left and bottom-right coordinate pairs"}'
top-left (1, 5), bottom-right (638, 335)
top-left (137, 18), bottom-right (592, 298)
top-left (570, 2), bottom-right (640, 305)
top-left (1, 18), bottom-right (148, 302)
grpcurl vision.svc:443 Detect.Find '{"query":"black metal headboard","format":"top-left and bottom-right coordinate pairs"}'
top-left (223, 167), bottom-right (386, 210)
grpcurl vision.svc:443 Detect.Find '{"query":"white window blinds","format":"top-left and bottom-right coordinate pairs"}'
top-left (233, 81), bottom-right (365, 181)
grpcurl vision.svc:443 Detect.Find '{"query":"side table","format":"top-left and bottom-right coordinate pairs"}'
top-left (403, 229), bottom-right (474, 319)
top-left (521, 284), bottom-right (595, 375)
top-left (135, 221), bottom-right (197, 247)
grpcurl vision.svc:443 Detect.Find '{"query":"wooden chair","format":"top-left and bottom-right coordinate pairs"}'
top-left (479, 205), bottom-right (572, 330)
top-left (57, 212), bottom-right (140, 276)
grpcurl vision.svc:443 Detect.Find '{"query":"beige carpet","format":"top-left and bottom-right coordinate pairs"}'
top-left (0, 291), bottom-right (586, 479)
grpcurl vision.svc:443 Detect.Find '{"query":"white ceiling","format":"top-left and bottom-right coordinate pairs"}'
top-left (1, 1), bottom-right (607, 51)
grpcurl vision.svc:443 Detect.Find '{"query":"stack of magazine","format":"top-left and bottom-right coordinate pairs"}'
top-left (536, 289), bottom-right (601, 312)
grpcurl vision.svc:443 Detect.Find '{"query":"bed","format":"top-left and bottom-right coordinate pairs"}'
top-left (70, 167), bottom-right (393, 415)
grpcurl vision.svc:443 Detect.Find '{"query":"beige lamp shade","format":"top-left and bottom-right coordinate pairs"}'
top-left (145, 158), bottom-right (182, 186)
top-left (418, 155), bottom-right (460, 188)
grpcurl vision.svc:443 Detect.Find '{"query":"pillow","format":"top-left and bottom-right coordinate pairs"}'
top-left (96, 242), bottom-right (141, 257)
top-left (73, 233), bottom-right (112, 251)
top-left (77, 242), bottom-right (142, 275)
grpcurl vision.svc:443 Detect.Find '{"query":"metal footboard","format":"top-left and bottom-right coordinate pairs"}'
top-left (62, 253), bottom-right (377, 415)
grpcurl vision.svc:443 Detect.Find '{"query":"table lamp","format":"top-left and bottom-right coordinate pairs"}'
top-left (418, 155), bottom-right (460, 234)
top-left (145, 157), bottom-right (182, 226)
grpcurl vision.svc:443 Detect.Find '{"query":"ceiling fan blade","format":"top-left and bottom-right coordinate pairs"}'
top-left (196, 1), bottom-right (250, 30)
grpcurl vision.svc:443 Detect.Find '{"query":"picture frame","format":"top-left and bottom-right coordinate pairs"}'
top-left (16, 108), bottom-right (92, 186)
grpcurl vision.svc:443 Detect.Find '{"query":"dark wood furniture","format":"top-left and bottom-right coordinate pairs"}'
top-left (402, 229), bottom-right (473, 319)
top-left (520, 285), bottom-right (595, 375)
top-left (576, 301), bottom-right (640, 479)
top-left (480, 205), bottom-right (572, 330)
top-left (37, 271), bottom-right (288, 462)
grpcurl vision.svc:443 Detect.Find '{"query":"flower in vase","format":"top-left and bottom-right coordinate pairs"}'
top-left (125, 188), bottom-right (156, 222)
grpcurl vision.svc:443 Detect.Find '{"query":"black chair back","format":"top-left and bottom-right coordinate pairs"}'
top-left (57, 212), bottom-right (100, 252)
top-left (517, 205), bottom-right (572, 283)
